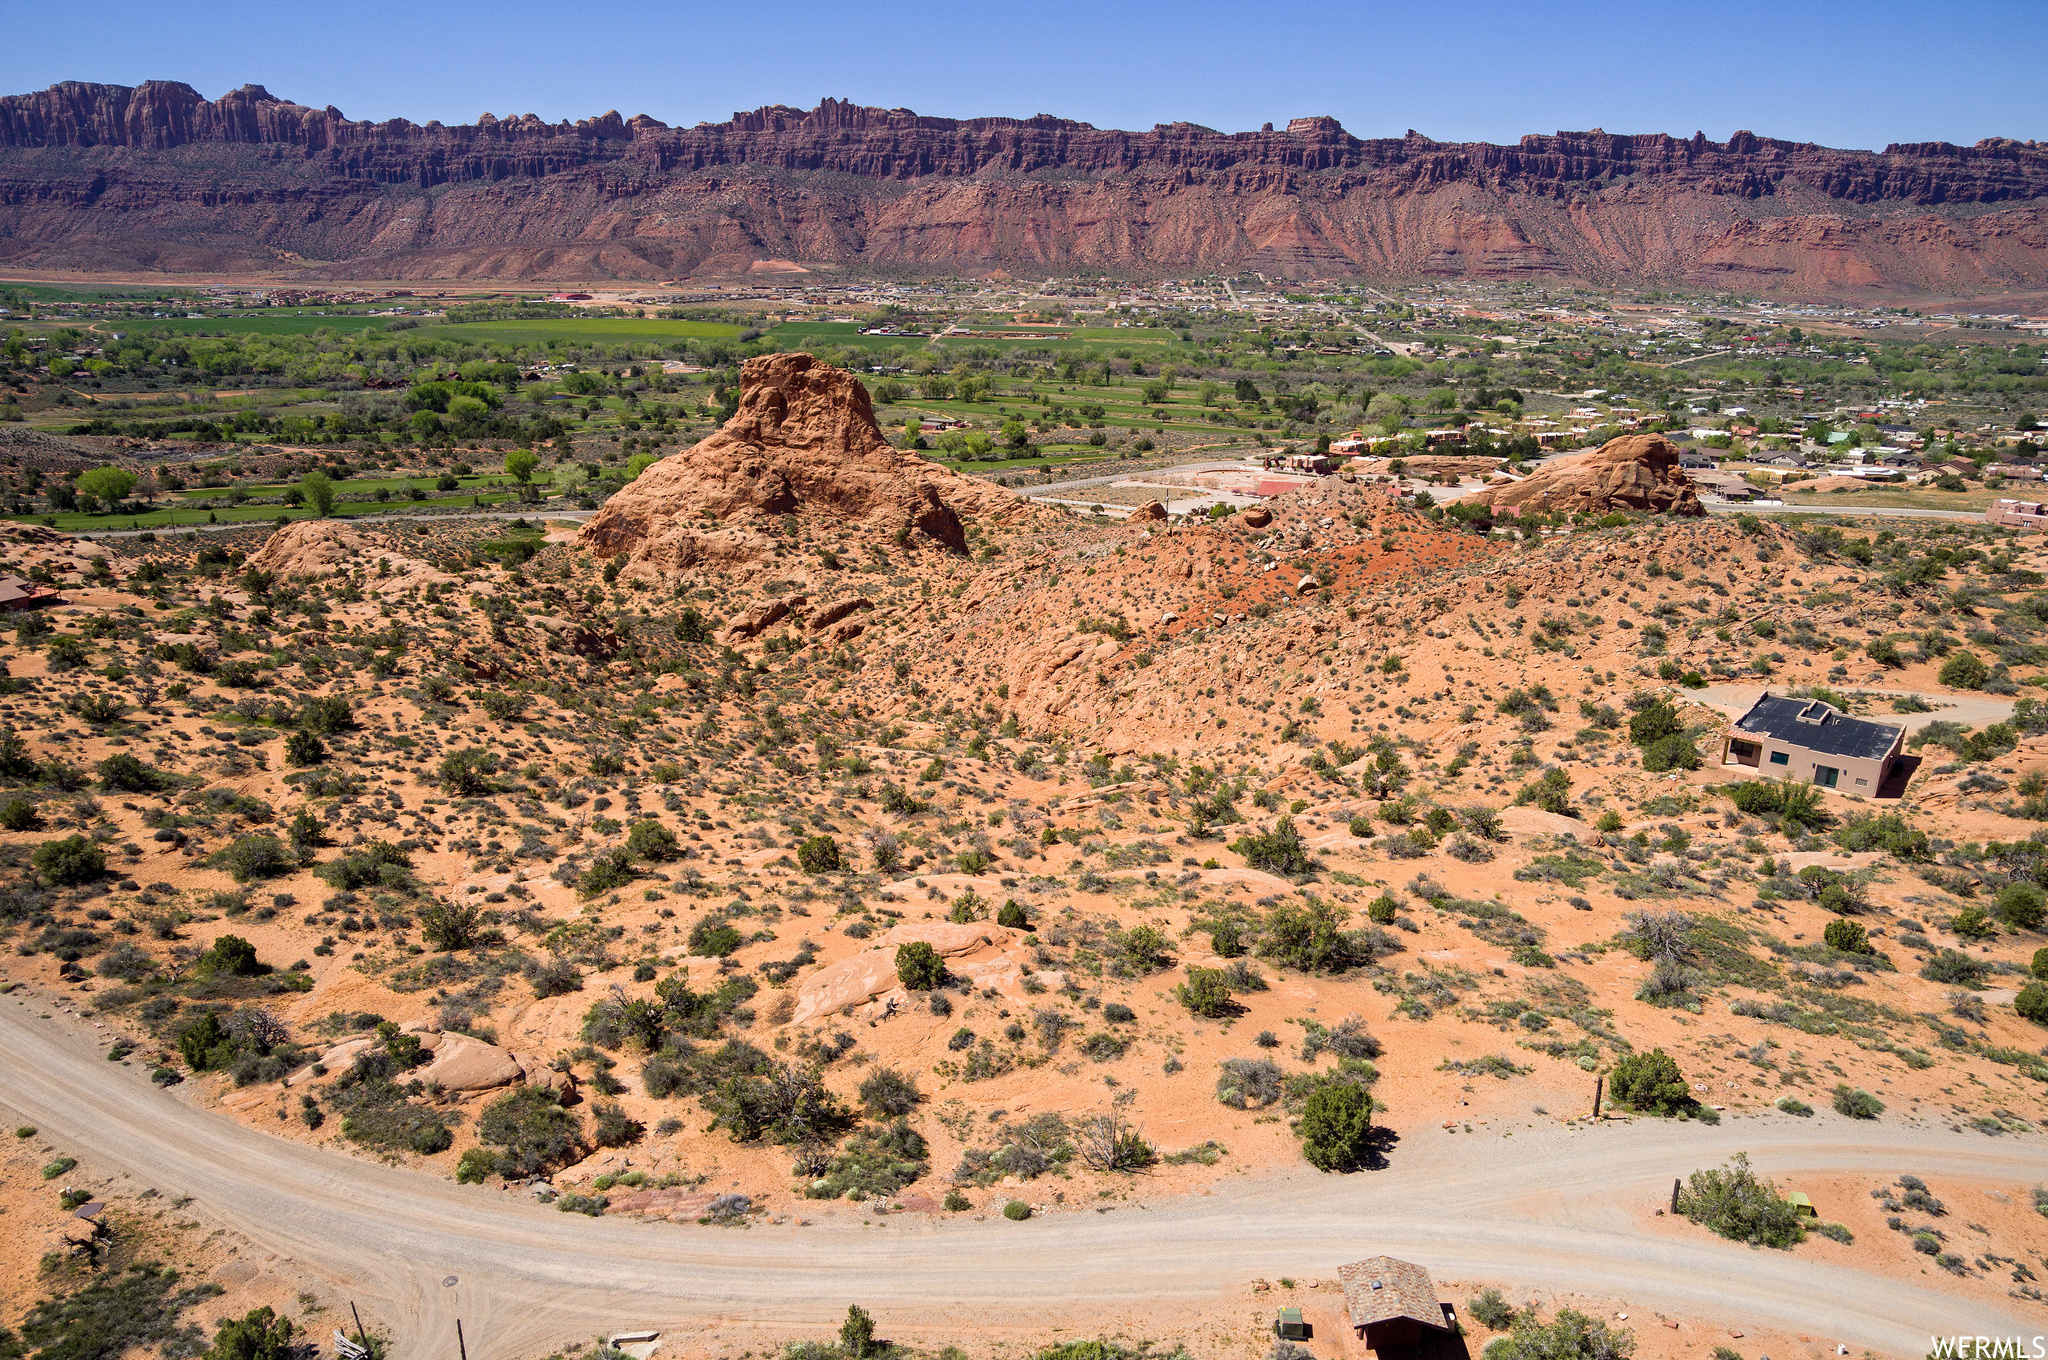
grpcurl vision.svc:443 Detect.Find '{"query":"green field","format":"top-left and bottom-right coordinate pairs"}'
top-left (764, 321), bottom-right (1181, 356)
top-left (9, 489), bottom-right (529, 533)
top-left (111, 314), bottom-right (744, 343)
top-left (410, 318), bottom-right (743, 344)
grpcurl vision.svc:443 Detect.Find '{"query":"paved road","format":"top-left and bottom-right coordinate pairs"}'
top-left (1705, 502), bottom-right (1984, 522)
top-left (1026, 460), bottom-right (1247, 500)
top-left (0, 998), bottom-right (2034, 1360)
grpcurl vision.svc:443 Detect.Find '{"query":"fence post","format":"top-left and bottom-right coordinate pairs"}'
top-left (1591, 1074), bottom-right (1603, 1119)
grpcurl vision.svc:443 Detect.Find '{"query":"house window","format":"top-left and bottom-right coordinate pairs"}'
top-left (1768, 751), bottom-right (1790, 766)
top-left (1814, 765), bottom-right (1839, 788)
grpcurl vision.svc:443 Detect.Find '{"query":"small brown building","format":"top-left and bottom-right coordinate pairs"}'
top-left (1338, 1256), bottom-right (1458, 1350)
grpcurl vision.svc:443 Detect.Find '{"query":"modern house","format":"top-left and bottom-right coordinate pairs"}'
top-left (1338, 1257), bottom-right (1460, 1352)
top-left (1720, 693), bottom-right (1906, 795)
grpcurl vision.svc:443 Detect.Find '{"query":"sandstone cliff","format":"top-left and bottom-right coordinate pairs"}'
top-left (1, 85), bottom-right (2045, 292)
top-left (1470, 434), bottom-right (1703, 518)
top-left (579, 352), bottom-right (1022, 573)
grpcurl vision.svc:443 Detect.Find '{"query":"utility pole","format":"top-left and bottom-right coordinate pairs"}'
top-left (1591, 1074), bottom-right (1603, 1120)
top-left (1670, 1178), bottom-right (1682, 1216)
top-left (351, 1303), bottom-right (370, 1354)
top-left (457, 1319), bottom-right (469, 1360)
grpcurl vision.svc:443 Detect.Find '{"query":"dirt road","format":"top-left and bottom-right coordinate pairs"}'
top-left (1, 997), bottom-right (2035, 1360)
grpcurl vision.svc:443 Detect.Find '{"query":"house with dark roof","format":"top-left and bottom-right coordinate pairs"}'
top-left (1337, 1256), bottom-right (1460, 1353)
top-left (0, 576), bottom-right (65, 611)
top-left (1720, 693), bottom-right (1906, 796)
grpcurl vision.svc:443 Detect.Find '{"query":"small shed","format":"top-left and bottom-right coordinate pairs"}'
top-left (1788, 1191), bottom-right (1817, 1217)
top-left (1276, 1307), bottom-right (1308, 1340)
top-left (1338, 1256), bottom-right (1457, 1350)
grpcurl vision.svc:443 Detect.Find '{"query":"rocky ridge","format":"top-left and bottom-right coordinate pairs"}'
top-left (1, 84), bottom-right (2045, 291)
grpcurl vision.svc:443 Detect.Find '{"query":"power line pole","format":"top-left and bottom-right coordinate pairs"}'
top-left (457, 1319), bottom-right (469, 1360)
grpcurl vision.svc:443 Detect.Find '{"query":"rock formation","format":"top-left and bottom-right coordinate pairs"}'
top-left (1, 84), bottom-right (2044, 292)
top-left (1470, 434), bottom-right (1703, 518)
top-left (245, 520), bottom-right (457, 593)
top-left (579, 352), bottom-right (1021, 571)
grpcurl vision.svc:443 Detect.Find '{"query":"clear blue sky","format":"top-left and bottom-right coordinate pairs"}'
top-left (4, 0), bottom-right (2043, 150)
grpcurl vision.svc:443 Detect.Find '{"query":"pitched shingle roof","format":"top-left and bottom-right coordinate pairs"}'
top-left (1338, 1256), bottom-right (1447, 1332)
top-left (1734, 694), bottom-right (1902, 762)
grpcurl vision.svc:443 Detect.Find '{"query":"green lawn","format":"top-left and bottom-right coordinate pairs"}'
top-left (166, 473), bottom-right (517, 502)
top-left (123, 314), bottom-right (410, 336)
top-left (10, 491), bottom-right (530, 532)
top-left (763, 321), bottom-right (1183, 357)
top-left (410, 317), bottom-right (743, 344)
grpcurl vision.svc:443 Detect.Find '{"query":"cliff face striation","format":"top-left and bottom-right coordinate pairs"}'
top-left (2, 82), bottom-right (2046, 294)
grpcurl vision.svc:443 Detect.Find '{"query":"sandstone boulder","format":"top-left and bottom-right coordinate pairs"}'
top-left (580, 353), bottom-right (1022, 573)
top-left (1131, 500), bottom-right (1167, 522)
top-left (790, 922), bottom-right (1040, 1025)
top-left (246, 520), bottom-right (458, 592)
top-left (1470, 434), bottom-right (1702, 518)
top-left (1242, 506), bottom-right (1272, 527)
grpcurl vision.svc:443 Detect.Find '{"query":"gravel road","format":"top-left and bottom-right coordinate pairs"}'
top-left (0, 999), bottom-right (2034, 1360)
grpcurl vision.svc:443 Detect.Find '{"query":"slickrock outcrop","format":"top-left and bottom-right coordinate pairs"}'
top-left (1471, 434), bottom-right (1703, 518)
top-left (246, 520), bottom-right (457, 592)
top-left (579, 353), bottom-right (1020, 571)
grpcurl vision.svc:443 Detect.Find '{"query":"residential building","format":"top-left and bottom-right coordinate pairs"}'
top-left (1720, 693), bottom-right (1906, 796)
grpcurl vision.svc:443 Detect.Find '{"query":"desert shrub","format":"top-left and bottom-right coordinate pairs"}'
top-left (796, 835), bottom-right (842, 873)
top-left (96, 941), bottom-right (155, 982)
top-left (209, 833), bottom-right (290, 884)
top-left (455, 1147), bottom-right (498, 1183)
top-left (998, 900), bottom-right (1029, 929)
top-left (203, 1305), bottom-right (299, 1360)
top-left (528, 956), bottom-right (582, 998)
top-left (687, 915), bottom-right (743, 957)
top-left (702, 1061), bottom-right (849, 1144)
top-left (857, 1066), bottom-right (920, 1118)
top-left (1823, 919), bottom-right (1871, 954)
top-left (806, 1120), bottom-right (929, 1200)
top-left (1482, 1309), bottom-right (1636, 1360)
top-left (1831, 1084), bottom-right (1884, 1119)
top-left (1467, 1288), bottom-right (1516, 1330)
top-left (1677, 1152), bottom-right (1805, 1247)
top-left (1215, 1057), bottom-right (1285, 1109)
top-left (1640, 734), bottom-right (1702, 773)
top-left (1259, 896), bottom-right (1372, 974)
top-left (436, 747), bottom-right (499, 795)
top-left (1995, 882), bottom-right (2046, 930)
top-left (578, 848), bottom-right (636, 898)
top-left (590, 1100), bottom-right (644, 1148)
top-left (317, 841), bottom-right (413, 892)
top-left (33, 834), bottom-right (106, 885)
top-left (97, 753), bottom-right (173, 792)
top-left (1920, 949), bottom-right (1987, 985)
top-left (283, 730), bottom-right (326, 766)
top-left (1296, 1081), bottom-right (1373, 1171)
top-left (1607, 1048), bottom-right (1691, 1115)
top-left (417, 897), bottom-right (492, 951)
top-left (1003, 1199), bottom-right (1031, 1220)
top-left (1176, 966), bottom-right (1234, 1016)
top-left (478, 1084), bottom-right (583, 1176)
top-left (1939, 651), bottom-right (1990, 689)
top-left (625, 820), bottom-right (681, 862)
top-left (298, 695), bottom-right (356, 734)
top-left (1230, 816), bottom-right (1313, 876)
top-left (197, 934), bottom-right (265, 977)
top-left (895, 941), bottom-right (944, 989)
top-left (2017, 982), bottom-right (2048, 1025)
